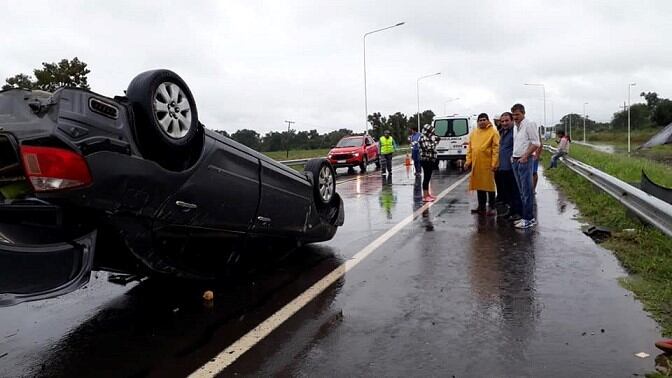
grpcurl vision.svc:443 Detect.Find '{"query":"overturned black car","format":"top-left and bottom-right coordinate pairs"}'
top-left (0, 70), bottom-right (343, 306)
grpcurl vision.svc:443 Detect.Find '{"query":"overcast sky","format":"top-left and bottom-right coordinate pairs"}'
top-left (2, 0), bottom-right (671, 134)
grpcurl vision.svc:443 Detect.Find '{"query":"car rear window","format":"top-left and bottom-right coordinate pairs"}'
top-left (336, 137), bottom-right (363, 147)
top-left (434, 119), bottom-right (469, 137)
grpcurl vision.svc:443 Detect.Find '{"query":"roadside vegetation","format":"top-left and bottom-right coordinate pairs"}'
top-left (544, 145), bottom-right (672, 337)
top-left (263, 148), bottom-right (330, 161)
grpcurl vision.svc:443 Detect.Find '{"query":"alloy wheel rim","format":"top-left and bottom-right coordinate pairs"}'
top-left (318, 165), bottom-right (334, 202)
top-left (154, 82), bottom-right (192, 139)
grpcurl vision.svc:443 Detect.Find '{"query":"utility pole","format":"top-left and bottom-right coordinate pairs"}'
top-left (284, 120), bottom-right (295, 158)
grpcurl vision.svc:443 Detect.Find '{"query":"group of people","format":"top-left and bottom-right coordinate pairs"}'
top-left (464, 103), bottom-right (570, 229)
top-left (382, 103), bottom-right (571, 230)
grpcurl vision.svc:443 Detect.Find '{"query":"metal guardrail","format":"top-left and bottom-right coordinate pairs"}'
top-left (278, 147), bottom-right (410, 166)
top-left (545, 145), bottom-right (672, 237)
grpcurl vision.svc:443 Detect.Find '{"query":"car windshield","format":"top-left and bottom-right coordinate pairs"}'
top-left (434, 119), bottom-right (469, 137)
top-left (336, 137), bottom-right (363, 147)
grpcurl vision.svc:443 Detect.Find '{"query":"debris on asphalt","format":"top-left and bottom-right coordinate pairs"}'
top-left (583, 225), bottom-right (612, 243)
top-left (622, 228), bottom-right (636, 233)
top-left (203, 290), bottom-right (214, 301)
top-left (635, 352), bottom-right (650, 358)
top-left (172, 308), bottom-right (180, 313)
top-left (0, 352), bottom-right (8, 359)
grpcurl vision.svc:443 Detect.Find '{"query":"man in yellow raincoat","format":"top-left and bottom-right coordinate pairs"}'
top-left (464, 113), bottom-right (500, 215)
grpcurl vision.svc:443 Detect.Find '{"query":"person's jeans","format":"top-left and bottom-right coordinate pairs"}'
top-left (512, 159), bottom-right (534, 221)
top-left (381, 153), bottom-right (393, 174)
top-left (497, 169), bottom-right (522, 216)
top-left (411, 149), bottom-right (421, 175)
top-left (550, 151), bottom-right (567, 168)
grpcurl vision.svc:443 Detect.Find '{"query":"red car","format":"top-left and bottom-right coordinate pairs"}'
top-left (327, 135), bottom-right (380, 172)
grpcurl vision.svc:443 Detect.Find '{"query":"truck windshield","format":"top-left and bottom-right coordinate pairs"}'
top-left (336, 137), bottom-right (363, 147)
top-left (434, 119), bottom-right (469, 137)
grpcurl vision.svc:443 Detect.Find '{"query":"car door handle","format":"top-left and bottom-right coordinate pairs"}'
top-left (175, 201), bottom-right (197, 209)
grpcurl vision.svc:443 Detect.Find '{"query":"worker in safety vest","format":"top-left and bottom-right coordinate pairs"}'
top-left (379, 129), bottom-right (396, 176)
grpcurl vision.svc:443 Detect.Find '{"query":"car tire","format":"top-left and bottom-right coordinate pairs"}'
top-left (359, 156), bottom-right (368, 172)
top-left (304, 158), bottom-right (336, 207)
top-left (126, 69), bottom-right (203, 170)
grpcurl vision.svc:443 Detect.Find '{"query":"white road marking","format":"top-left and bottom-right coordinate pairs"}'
top-left (190, 174), bottom-right (469, 377)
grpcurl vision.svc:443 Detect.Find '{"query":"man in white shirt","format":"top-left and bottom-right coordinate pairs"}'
top-left (510, 103), bottom-right (540, 229)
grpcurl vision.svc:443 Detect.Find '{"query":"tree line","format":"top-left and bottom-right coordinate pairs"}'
top-left (553, 91), bottom-right (672, 133)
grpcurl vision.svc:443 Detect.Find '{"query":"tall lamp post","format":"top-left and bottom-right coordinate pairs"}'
top-left (417, 72), bottom-right (441, 130)
top-left (524, 83), bottom-right (546, 127)
top-left (627, 82), bottom-right (636, 153)
top-left (363, 22), bottom-right (405, 135)
top-left (444, 97), bottom-right (460, 115)
top-left (583, 102), bottom-right (588, 143)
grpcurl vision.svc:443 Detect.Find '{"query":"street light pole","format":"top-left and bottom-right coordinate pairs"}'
top-left (524, 83), bottom-right (546, 127)
top-left (583, 102), bottom-right (588, 143)
top-left (628, 82), bottom-right (636, 153)
top-left (363, 22), bottom-right (405, 135)
top-left (443, 97), bottom-right (460, 115)
top-left (417, 72), bottom-right (441, 131)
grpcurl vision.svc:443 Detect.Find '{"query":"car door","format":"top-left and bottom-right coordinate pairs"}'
top-left (365, 136), bottom-right (376, 160)
top-left (157, 133), bottom-right (260, 234)
top-left (255, 156), bottom-right (312, 236)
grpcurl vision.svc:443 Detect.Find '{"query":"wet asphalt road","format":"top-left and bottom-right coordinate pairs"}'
top-left (0, 158), bottom-right (663, 377)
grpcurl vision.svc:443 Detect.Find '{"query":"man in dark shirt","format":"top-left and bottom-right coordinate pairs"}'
top-left (495, 112), bottom-right (522, 220)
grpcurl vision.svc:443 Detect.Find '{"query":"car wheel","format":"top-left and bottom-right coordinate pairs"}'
top-left (359, 156), bottom-right (368, 172)
top-left (305, 158), bottom-right (336, 206)
top-left (126, 69), bottom-right (203, 169)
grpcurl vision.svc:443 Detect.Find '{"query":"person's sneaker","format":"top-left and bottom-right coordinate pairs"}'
top-left (529, 218), bottom-right (537, 226)
top-left (515, 219), bottom-right (534, 229)
top-left (513, 218), bottom-right (525, 227)
top-left (423, 195), bottom-right (434, 202)
top-left (507, 214), bottom-right (522, 222)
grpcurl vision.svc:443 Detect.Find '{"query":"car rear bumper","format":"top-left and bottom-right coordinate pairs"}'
top-left (0, 200), bottom-right (97, 306)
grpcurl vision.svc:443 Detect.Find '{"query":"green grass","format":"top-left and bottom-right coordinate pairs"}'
top-left (544, 156), bottom-right (672, 336)
top-left (263, 148), bottom-right (331, 161)
top-left (587, 128), bottom-right (661, 144)
top-left (567, 144), bottom-right (672, 188)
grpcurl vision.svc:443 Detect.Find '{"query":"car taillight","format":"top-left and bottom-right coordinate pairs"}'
top-left (20, 145), bottom-right (92, 192)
